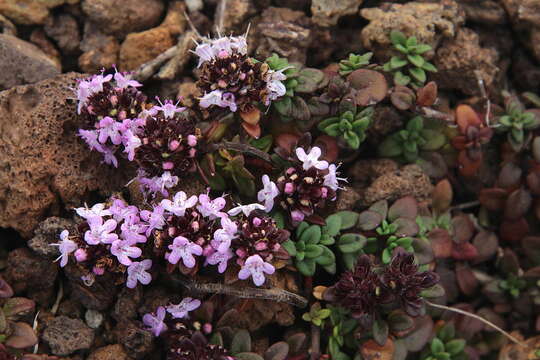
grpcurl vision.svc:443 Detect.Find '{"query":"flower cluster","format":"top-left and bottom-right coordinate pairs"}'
top-left (329, 251), bottom-right (439, 324)
top-left (76, 69), bottom-right (146, 167)
top-left (273, 146), bottom-right (345, 224)
top-left (51, 199), bottom-right (152, 288)
top-left (194, 35), bottom-right (287, 115)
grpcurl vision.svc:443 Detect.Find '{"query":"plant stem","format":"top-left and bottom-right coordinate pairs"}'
top-left (450, 200), bottom-right (481, 211)
top-left (425, 300), bottom-right (527, 347)
top-left (310, 324), bottom-right (321, 360)
top-left (176, 277), bottom-right (308, 308)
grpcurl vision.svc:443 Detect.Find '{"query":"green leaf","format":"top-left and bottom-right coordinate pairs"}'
top-left (412, 44), bottom-right (432, 54)
top-left (390, 56), bottom-right (408, 69)
top-left (282, 240), bottom-right (297, 256)
top-left (373, 319), bottom-right (389, 346)
top-left (320, 234), bottom-right (335, 246)
top-left (334, 211), bottom-right (359, 230)
top-left (249, 134), bottom-right (273, 153)
top-left (301, 225), bottom-right (322, 244)
top-left (296, 258), bottom-right (316, 276)
top-left (318, 117), bottom-right (340, 131)
top-left (407, 116), bottom-right (424, 132)
top-left (422, 61), bottom-right (437, 72)
top-left (323, 123), bottom-right (341, 137)
top-left (437, 324), bottom-right (455, 343)
top-left (236, 353), bottom-right (264, 360)
top-left (395, 44), bottom-right (409, 54)
top-left (396, 237), bottom-right (413, 248)
top-left (379, 136), bottom-right (403, 157)
top-left (342, 253), bottom-right (358, 270)
top-left (390, 31), bottom-right (407, 46)
top-left (304, 244), bottom-right (324, 258)
top-left (382, 247), bottom-right (392, 264)
top-left (446, 339), bottom-right (466, 355)
top-left (420, 129), bottom-right (446, 150)
top-left (406, 36), bottom-right (418, 48)
top-left (394, 71), bottom-right (411, 86)
top-left (316, 245), bottom-right (336, 266)
top-left (274, 97), bottom-right (293, 116)
top-left (231, 329), bottom-right (252, 354)
top-left (431, 338), bottom-right (445, 354)
top-left (344, 131), bottom-right (361, 149)
top-left (421, 284), bottom-right (445, 298)
top-left (407, 54), bottom-right (425, 67)
top-left (409, 67), bottom-right (426, 83)
top-left (323, 262), bottom-right (337, 274)
top-left (324, 214), bottom-right (342, 237)
top-left (338, 234), bottom-right (367, 253)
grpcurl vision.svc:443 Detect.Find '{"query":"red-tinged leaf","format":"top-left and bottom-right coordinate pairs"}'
top-left (3, 298), bottom-right (35, 318)
top-left (524, 266), bottom-right (540, 279)
top-left (456, 263), bottom-right (478, 296)
top-left (393, 218), bottom-right (419, 237)
top-left (527, 170), bottom-right (540, 195)
top-left (499, 248), bottom-right (520, 274)
top-left (347, 69), bottom-right (388, 106)
top-left (452, 242), bottom-right (478, 261)
top-left (240, 107), bottom-right (261, 125)
top-left (504, 189), bottom-right (532, 220)
top-left (497, 162), bottom-right (522, 189)
top-left (358, 210), bottom-right (383, 231)
top-left (314, 135), bottom-right (339, 163)
top-left (242, 122), bottom-right (261, 139)
top-left (416, 81), bottom-right (437, 107)
top-left (0, 276), bottom-right (13, 298)
top-left (388, 196), bottom-right (418, 221)
top-left (275, 133), bottom-right (300, 155)
top-left (432, 179), bottom-right (453, 214)
top-left (305, 214), bottom-right (326, 226)
top-left (361, 338), bottom-right (394, 360)
top-left (429, 229), bottom-right (453, 258)
top-left (457, 150), bottom-right (482, 177)
top-left (402, 316), bottom-right (433, 352)
top-left (5, 322), bottom-right (38, 349)
top-left (451, 215), bottom-right (474, 243)
top-left (522, 236), bottom-right (540, 263)
top-left (500, 218), bottom-right (529, 243)
top-left (456, 104), bottom-right (481, 134)
top-left (451, 135), bottom-right (468, 150)
top-left (471, 231), bottom-right (498, 263)
top-left (479, 188), bottom-right (508, 211)
top-left (412, 237), bottom-right (434, 265)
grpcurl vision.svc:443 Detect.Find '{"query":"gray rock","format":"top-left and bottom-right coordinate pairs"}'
top-left (0, 14), bottom-right (16, 36)
top-left (82, 0), bottom-right (164, 37)
top-left (85, 309), bottom-right (104, 329)
top-left (43, 316), bottom-right (95, 355)
top-left (44, 14), bottom-right (80, 54)
top-left (0, 34), bottom-right (60, 90)
top-left (311, 0), bottom-right (363, 27)
top-left (28, 217), bottom-right (75, 258)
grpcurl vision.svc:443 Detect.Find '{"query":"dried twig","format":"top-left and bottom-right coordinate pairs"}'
top-left (310, 324), bottom-right (321, 360)
top-left (216, 0), bottom-right (228, 35)
top-left (209, 141), bottom-right (273, 163)
top-left (32, 310), bottom-right (40, 354)
top-left (450, 200), bottom-right (480, 211)
top-left (419, 106), bottom-right (455, 123)
top-left (131, 45), bottom-right (179, 82)
top-left (475, 70), bottom-right (492, 127)
top-left (176, 277), bottom-right (308, 308)
top-left (425, 300), bottom-right (526, 348)
top-left (51, 280), bottom-right (63, 315)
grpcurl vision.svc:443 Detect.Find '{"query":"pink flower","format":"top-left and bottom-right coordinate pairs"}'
top-left (143, 306), bottom-right (166, 336)
top-left (166, 297), bottom-right (201, 319)
top-left (227, 203), bottom-right (265, 217)
top-left (238, 255), bottom-right (275, 286)
top-left (206, 248), bottom-right (233, 273)
top-left (193, 42), bottom-right (215, 67)
top-left (120, 217), bottom-right (147, 243)
top-left (166, 236), bottom-right (203, 268)
top-left (122, 130), bottom-right (141, 161)
top-left (139, 171), bottom-right (179, 197)
top-left (84, 216), bottom-right (118, 245)
top-left (98, 116), bottom-right (123, 145)
top-left (199, 90), bottom-right (225, 109)
top-left (126, 259), bottom-right (152, 288)
top-left (211, 217), bottom-right (237, 253)
top-left (257, 175), bottom-right (279, 212)
top-left (160, 191), bottom-right (198, 217)
top-left (109, 199), bottom-right (138, 222)
top-left (102, 148), bottom-right (118, 167)
top-left (265, 69), bottom-right (287, 105)
top-left (113, 69), bottom-right (142, 89)
top-left (140, 205), bottom-right (166, 236)
top-left (324, 164), bottom-right (347, 191)
top-left (75, 203), bottom-right (112, 220)
top-left (111, 239), bottom-right (142, 266)
top-left (78, 129), bottom-right (104, 153)
top-left (197, 194), bottom-right (226, 219)
top-left (295, 146), bottom-right (329, 170)
top-left (154, 98), bottom-right (186, 119)
top-left (50, 230), bottom-right (77, 267)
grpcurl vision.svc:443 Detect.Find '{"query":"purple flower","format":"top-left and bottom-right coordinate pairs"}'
top-left (139, 171), bottom-right (179, 197)
top-left (193, 42), bottom-right (215, 67)
top-left (257, 175), bottom-right (279, 212)
top-left (75, 203), bottom-right (111, 220)
top-left (88, 73), bottom-right (112, 94)
top-left (166, 297), bottom-right (201, 319)
top-left (324, 164), bottom-right (347, 192)
top-left (154, 98), bottom-right (186, 119)
top-left (113, 69), bottom-right (142, 89)
top-left (50, 230), bottom-right (77, 267)
top-left (102, 147), bottom-right (118, 167)
top-left (296, 146), bottom-right (329, 171)
top-left (199, 90), bottom-right (225, 108)
top-left (122, 129), bottom-right (141, 161)
top-left (197, 194), bottom-right (226, 219)
top-left (98, 116), bottom-right (123, 145)
top-left (228, 203), bottom-right (265, 217)
top-left (143, 306), bottom-right (167, 336)
top-left (206, 248), bottom-right (233, 273)
top-left (220, 92), bottom-right (237, 112)
top-left (211, 217), bottom-right (237, 253)
top-left (84, 216), bottom-right (118, 245)
top-left (111, 239), bottom-right (142, 266)
top-left (265, 69), bottom-right (287, 105)
top-left (160, 191), bottom-right (198, 217)
top-left (120, 217), bottom-right (147, 243)
top-left (166, 236), bottom-right (203, 268)
top-left (238, 255), bottom-right (275, 286)
top-left (78, 129), bottom-right (104, 153)
top-left (126, 259), bottom-right (152, 288)
top-left (140, 205), bottom-right (166, 236)
top-left (109, 198), bottom-right (138, 222)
